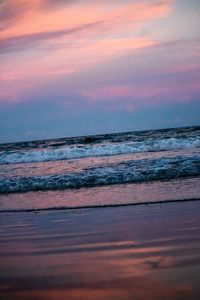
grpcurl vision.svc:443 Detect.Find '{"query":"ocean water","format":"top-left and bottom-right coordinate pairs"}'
top-left (0, 126), bottom-right (200, 211)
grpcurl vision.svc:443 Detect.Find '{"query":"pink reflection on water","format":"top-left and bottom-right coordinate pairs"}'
top-left (0, 202), bottom-right (200, 299)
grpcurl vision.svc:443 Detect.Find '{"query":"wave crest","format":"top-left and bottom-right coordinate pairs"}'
top-left (0, 137), bottom-right (200, 165)
top-left (1, 156), bottom-right (200, 193)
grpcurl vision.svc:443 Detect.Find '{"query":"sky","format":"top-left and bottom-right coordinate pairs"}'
top-left (0, 0), bottom-right (200, 143)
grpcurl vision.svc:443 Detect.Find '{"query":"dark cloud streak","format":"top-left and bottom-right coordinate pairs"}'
top-left (0, 21), bottom-right (102, 54)
top-left (0, 0), bottom-right (84, 31)
top-left (0, 0), bottom-right (29, 31)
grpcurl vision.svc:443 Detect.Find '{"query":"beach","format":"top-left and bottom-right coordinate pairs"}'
top-left (1, 200), bottom-right (200, 300)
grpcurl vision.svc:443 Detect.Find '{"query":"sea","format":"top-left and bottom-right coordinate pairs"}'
top-left (0, 125), bottom-right (200, 212)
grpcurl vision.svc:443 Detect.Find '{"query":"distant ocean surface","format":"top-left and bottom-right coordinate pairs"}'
top-left (0, 126), bottom-right (200, 212)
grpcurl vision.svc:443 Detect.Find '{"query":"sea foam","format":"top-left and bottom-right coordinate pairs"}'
top-left (0, 137), bottom-right (200, 165)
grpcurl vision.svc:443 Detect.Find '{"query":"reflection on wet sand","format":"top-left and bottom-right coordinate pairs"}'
top-left (0, 201), bottom-right (200, 300)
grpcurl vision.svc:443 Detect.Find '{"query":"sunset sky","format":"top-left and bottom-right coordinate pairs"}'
top-left (0, 0), bottom-right (200, 142)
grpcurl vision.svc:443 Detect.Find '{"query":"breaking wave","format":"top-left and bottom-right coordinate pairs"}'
top-left (1, 155), bottom-right (200, 193)
top-left (0, 137), bottom-right (200, 165)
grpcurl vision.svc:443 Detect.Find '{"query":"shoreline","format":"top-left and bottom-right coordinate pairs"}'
top-left (0, 197), bottom-right (199, 213)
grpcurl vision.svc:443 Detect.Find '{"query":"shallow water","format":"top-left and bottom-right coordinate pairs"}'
top-left (0, 126), bottom-right (200, 211)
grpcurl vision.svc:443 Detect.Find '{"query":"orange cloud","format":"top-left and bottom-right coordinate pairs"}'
top-left (1, 0), bottom-right (173, 42)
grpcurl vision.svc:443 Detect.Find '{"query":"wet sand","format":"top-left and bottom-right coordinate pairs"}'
top-left (0, 201), bottom-right (200, 300)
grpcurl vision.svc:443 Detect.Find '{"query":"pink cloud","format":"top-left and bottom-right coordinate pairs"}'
top-left (1, 0), bottom-right (172, 46)
top-left (82, 78), bottom-right (200, 111)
